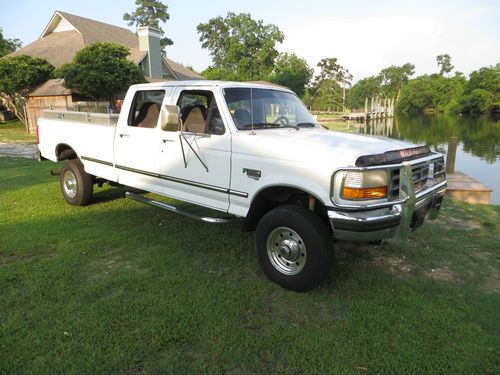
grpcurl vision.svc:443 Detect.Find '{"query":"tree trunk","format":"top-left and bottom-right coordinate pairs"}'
top-left (108, 96), bottom-right (116, 113)
top-left (0, 93), bottom-right (27, 127)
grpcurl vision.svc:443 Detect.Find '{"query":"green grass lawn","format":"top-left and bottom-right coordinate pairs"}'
top-left (0, 119), bottom-right (37, 144)
top-left (1, 157), bottom-right (499, 374)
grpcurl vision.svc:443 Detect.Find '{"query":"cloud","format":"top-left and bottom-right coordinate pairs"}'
top-left (280, 15), bottom-right (446, 81)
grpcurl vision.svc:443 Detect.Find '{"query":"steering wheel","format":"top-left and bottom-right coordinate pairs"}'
top-left (273, 116), bottom-right (289, 125)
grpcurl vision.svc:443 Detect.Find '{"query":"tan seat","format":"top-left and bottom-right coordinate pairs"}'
top-left (137, 102), bottom-right (160, 128)
top-left (183, 106), bottom-right (207, 133)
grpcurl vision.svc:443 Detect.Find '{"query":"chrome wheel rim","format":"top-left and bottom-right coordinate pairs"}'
top-left (63, 170), bottom-right (77, 198)
top-left (266, 226), bottom-right (306, 275)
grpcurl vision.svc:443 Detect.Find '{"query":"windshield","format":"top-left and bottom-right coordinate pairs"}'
top-left (223, 87), bottom-right (319, 130)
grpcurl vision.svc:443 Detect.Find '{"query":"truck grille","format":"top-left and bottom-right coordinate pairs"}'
top-left (390, 157), bottom-right (445, 199)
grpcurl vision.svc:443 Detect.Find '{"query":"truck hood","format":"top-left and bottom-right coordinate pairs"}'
top-left (233, 128), bottom-right (417, 167)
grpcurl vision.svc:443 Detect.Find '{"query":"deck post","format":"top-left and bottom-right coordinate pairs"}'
top-left (446, 137), bottom-right (459, 174)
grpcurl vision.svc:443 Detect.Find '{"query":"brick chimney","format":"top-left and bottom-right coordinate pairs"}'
top-left (137, 26), bottom-right (162, 79)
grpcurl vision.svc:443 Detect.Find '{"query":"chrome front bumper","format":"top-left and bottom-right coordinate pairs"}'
top-left (328, 162), bottom-right (447, 241)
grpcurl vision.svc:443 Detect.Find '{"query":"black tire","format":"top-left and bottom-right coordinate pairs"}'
top-left (256, 205), bottom-right (333, 291)
top-left (60, 159), bottom-right (93, 206)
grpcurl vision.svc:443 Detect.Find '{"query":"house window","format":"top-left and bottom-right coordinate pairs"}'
top-left (128, 90), bottom-right (165, 128)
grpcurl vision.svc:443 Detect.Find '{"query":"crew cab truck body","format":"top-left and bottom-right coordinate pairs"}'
top-left (37, 81), bottom-right (447, 291)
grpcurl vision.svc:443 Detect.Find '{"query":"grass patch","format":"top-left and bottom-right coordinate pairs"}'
top-left (1, 157), bottom-right (499, 373)
top-left (0, 119), bottom-right (36, 144)
top-left (322, 120), bottom-right (358, 133)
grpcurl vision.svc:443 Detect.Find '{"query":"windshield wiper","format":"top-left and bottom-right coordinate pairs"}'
top-left (296, 122), bottom-right (317, 128)
top-left (252, 123), bottom-right (300, 130)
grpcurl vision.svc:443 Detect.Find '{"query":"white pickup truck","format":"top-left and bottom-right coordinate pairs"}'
top-left (37, 80), bottom-right (447, 291)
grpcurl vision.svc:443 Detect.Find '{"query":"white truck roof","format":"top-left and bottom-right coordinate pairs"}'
top-left (130, 80), bottom-right (291, 92)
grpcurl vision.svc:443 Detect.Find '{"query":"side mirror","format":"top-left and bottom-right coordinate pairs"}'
top-left (160, 104), bottom-right (181, 131)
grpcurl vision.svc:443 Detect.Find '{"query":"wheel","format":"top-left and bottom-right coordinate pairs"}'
top-left (256, 205), bottom-right (333, 291)
top-left (60, 159), bottom-right (93, 206)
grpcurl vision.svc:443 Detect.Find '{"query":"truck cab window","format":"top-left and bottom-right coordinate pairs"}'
top-left (176, 90), bottom-right (225, 135)
top-left (128, 90), bottom-right (165, 128)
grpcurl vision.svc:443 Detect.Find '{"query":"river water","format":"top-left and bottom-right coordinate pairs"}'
top-left (344, 114), bottom-right (500, 205)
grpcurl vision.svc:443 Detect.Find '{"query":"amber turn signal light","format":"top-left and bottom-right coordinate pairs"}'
top-left (341, 186), bottom-right (388, 200)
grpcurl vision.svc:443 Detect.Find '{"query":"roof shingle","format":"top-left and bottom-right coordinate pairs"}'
top-left (6, 11), bottom-right (203, 80)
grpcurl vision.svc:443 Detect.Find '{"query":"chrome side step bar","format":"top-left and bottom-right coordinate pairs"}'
top-left (125, 192), bottom-right (238, 224)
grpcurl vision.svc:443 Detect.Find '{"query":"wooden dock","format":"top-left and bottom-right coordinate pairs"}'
top-left (445, 171), bottom-right (493, 204)
top-left (341, 96), bottom-right (395, 121)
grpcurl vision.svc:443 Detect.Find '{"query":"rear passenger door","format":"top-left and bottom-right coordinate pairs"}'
top-left (159, 88), bottom-right (234, 211)
top-left (114, 89), bottom-right (166, 193)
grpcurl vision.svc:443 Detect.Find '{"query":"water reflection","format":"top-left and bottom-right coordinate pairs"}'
top-left (351, 114), bottom-right (500, 163)
top-left (345, 114), bottom-right (500, 204)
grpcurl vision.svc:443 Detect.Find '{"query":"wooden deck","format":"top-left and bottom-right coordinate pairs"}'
top-left (445, 171), bottom-right (493, 204)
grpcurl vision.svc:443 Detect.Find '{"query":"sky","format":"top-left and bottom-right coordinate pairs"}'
top-left (2, 0), bottom-right (499, 81)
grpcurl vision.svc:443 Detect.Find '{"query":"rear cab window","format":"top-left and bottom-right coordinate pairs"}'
top-left (128, 90), bottom-right (166, 128)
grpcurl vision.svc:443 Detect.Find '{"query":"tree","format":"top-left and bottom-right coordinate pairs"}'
top-left (396, 75), bottom-right (438, 113)
top-left (314, 57), bottom-right (352, 111)
top-left (55, 42), bottom-right (145, 111)
top-left (197, 12), bottom-right (284, 81)
top-left (123, 0), bottom-right (173, 49)
top-left (396, 73), bottom-right (467, 114)
top-left (0, 27), bottom-right (22, 58)
top-left (268, 53), bottom-right (313, 97)
top-left (347, 76), bottom-right (381, 109)
top-left (436, 54), bottom-right (454, 76)
top-left (458, 64), bottom-right (499, 114)
top-left (378, 63), bottom-right (415, 100)
top-left (310, 79), bottom-right (343, 111)
top-left (0, 55), bottom-right (53, 128)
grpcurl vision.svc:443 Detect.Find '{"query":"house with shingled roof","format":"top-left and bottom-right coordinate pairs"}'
top-left (6, 10), bottom-right (203, 132)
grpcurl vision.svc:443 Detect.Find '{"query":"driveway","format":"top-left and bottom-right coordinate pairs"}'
top-left (0, 142), bottom-right (38, 159)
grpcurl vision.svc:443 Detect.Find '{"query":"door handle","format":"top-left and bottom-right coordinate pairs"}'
top-left (119, 133), bottom-right (130, 138)
top-left (162, 139), bottom-right (174, 143)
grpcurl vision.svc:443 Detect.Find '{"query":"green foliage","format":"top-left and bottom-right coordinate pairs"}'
top-left (347, 76), bottom-right (381, 109)
top-left (458, 89), bottom-right (495, 114)
top-left (0, 27), bottom-right (22, 58)
top-left (0, 55), bottom-right (54, 126)
top-left (378, 63), bottom-right (415, 99)
top-left (397, 73), bottom-right (467, 114)
top-left (466, 64), bottom-right (500, 94)
top-left (197, 12), bottom-right (284, 81)
top-left (310, 79), bottom-right (343, 111)
top-left (0, 55), bottom-right (53, 95)
top-left (200, 66), bottom-right (238, 81)
top-left (268, 53), bottom-right (313, 97)
top-left (58, 43), bottom-right (146, 108)
top-left (315, 57), bottom-right (352, 87)
top-left (123, 0), bottom-right (173, 47)
top-left (436, 54), bottom-right (454, 76)
top-left (309, 57), bottom-right (351, 111)
top-left (457, 64), bottom-right (500, 114)
top-left (396, 75), bottom-right (436, 113)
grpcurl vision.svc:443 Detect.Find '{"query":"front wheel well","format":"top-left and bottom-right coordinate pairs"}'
top-left (242, 186), bottom-right (329, 232)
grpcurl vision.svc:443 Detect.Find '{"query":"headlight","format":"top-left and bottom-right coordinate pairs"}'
top-left (341, 170), bottom-right (389, 200)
